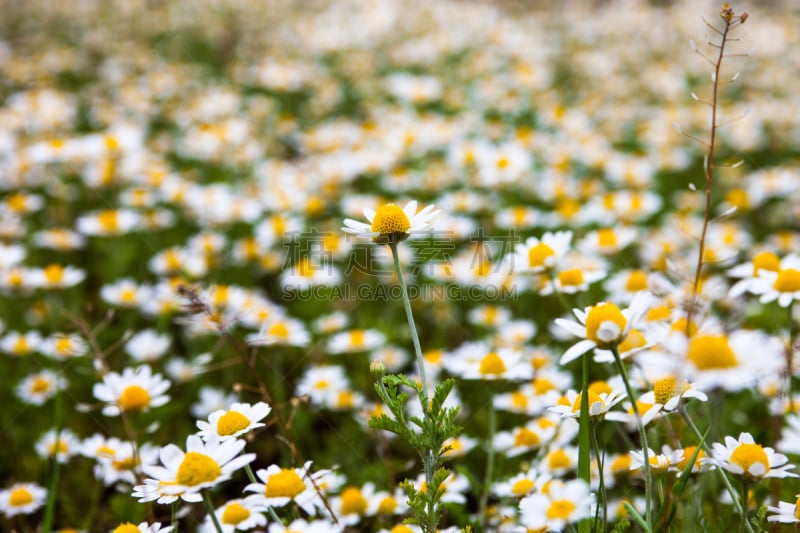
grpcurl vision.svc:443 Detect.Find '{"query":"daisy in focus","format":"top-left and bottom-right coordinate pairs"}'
top-left (554, 291), bottom-right (651, 365)
top-left (711, 432), bottom-right (797, 483)
top-left (93, 365), bottom-right (171, 416)
top-left (135, 434), bottom-right (255, 503)
top-left (244, 461), bottom-right (328, 514)
top-left (637, 375), bottom-right (707, 413)
top-left (342, 200), bottom-right (439, 244)
top-left (196, 401), bottom-right (272, 441)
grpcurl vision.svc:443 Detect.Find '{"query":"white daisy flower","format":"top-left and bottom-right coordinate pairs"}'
top-left (638, 375), bottom-right (707, 412)
top-left (196, 402), bottom-right (272, 441)
top-left (342, 200), bottom-right (439, 245)
top-left (125, 329), bottom-right (171, 363)
top-left (747, 253), bottom-right (800, 307)
top-left (554, 291), bottom-right (652, 365)
top-left (0, 482), bottom-right (47, 517)
top-left (199, 498), bottom-right (268, 532)
top-left (711, 432), bottom-right (797, 482)
top-left (35, 428), bottom-right (80, 463)
top-left (767, 496), bottom-right (800, 523)
top-left (93, 365), bottom-right (171, 416)
top-left (136, 435), bottom-right (255, 504)
top-left (518, 478), bottom-right (594, 532)
top-left (511, 230), bottom-right (572, 274)
top-left (244, 461), bottom-right (328, 514)
top-left (548, 388), bottom-right (627, 421)
top-left (108, 521), bottom-right (172, 533)
top-left (15, 369), bottom-right (65, 405)
top-left (246, 317), bottom-right (310, 347)
top-left (326, 328), bottom-right (385, 354)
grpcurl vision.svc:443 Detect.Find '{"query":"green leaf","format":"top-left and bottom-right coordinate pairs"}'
top-left (622, 501), bottom-right (651, 533)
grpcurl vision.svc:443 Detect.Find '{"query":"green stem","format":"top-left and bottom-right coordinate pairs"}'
top-left (245, 464), bottom-right (258, 484)
top-left (171, 501), bottom-right (179, 533)
top-left (577, 350), bottom-right (592, 533)
top-left (203, 491), bottom-right (224, 533)
top-left (740, 481), bottom-right (750, 533)
top-left (788, 304), bottom-right (796, 412)
top-left (590, 422), bottom-right (607, 531)
top-left (679, 406), bottom-right (754, 533)
top-left (40, 371), bottom-right (64, 533)
top-left (611, 345), bottom-right (651, 528)
top-left (479, 398), bottom-right (496, 529)
top-left (389, 242), bottom-right (429, 402)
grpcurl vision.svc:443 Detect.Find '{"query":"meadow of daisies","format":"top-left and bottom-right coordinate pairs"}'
top-left (2, 0), bottom-right (800, 531)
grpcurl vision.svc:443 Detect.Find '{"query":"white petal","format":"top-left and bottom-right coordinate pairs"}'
top-left (559, 340), bottom-right (597, 365)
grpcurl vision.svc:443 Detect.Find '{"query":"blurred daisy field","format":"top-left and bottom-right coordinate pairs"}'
top-left (2, 0), bottom-right (800, 531)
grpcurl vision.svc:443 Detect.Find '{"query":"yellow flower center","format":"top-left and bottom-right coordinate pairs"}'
top-left (266, 469), bottom-right (306, 498)
top-left (337, 391), bottom-right (354, 408)
top-left (597, 228), bottom-right (617, 247)
top-left (589, 380), bottom-right (612, 395)
top-left (774, 269), bottom-right (800, 293)
top-left (9, 487), bottom-right (33, 506)
top-left (377, 496), bottom-right (397, 514)
top-left (795, 495), bottom-right (800, 520)
top-left (31, 377), bottom-right (51, 393)
top-left (533, 377), bottom-right (555, 395)
top-left (118, 385), bottom-right (150, 411)
top-left (558, 269), bottom-right (584, 287)
top-left (611, 454), bottom-right (632, 475)
top-left (296, 258), bottom-right (315, 277)
top-left (729, 443), bottom-right (769, 476)
top-left (546, 499), bottom-right (576, 520)
top-left (726, 188), bottom-right (749, 209)
top-left (221, 502), bottom-right (251, 525)
top-left (670, 317), bottom-right (698, 337)
top-left (44, 264), bottom-right (64, 284)
top-left (55, 337), bottom-right (74, 355)
top-left (653, 376), bottom-right (689, 405)
top-left (112, 523), bottom-right (141, 533)
top-left (350, 329), bottom-right (365, 348)
top-left (618, 329), bottom-right (646, 353)
top-left (340, 486), bottom-right (368, 515)
top-left (6, 192), bottom-right (27, 212)
top-left (371, 204), bottom-right (411, 235)
top-left (511, 478), bottom-right (535, 496)
top-left (496, 156), bottom-right (510, 169)
top-left (548, 449), bottom-right (572, 469)
top-left (175, 452), bottom-right (221, 486)
top-left (514, 427), bottom-right (541, 447)
top-left (98, 210), bottom-right (119, 232)
top-left (479, 352), bottom-right (507, 375)
top-left (390, 526), bottom-right (415, 533)
top-left (571, 391), bottom-right (604, 413)
top-left (112, 457), bottom-right (136, 471)
top-left (217, 411), bottom-right (251, 436)
top-left (646, 305), bottom-right (671, 321)
top-left (624, 270), bottom-right (649, 291)
top-left (474, 260), bottom-right (492, 277)
top-left (752, 251), bottom-right (781, 275)
top-left (585, 302), bottom-right (626, 344)
top-left (511, 391), bottom-right (528, 409)
top-left (687, 335), bottom-right (737, 370)
top-left (13, 337), bottom-right (30, 354)
top-left (120, 288), bottom-right (137, 304)
top-left (268, 322), bottom-right (289, 339)
top-left (528, 243), bottom-right (556, 268)
top-left (677, 446), bottom-right (705, 471)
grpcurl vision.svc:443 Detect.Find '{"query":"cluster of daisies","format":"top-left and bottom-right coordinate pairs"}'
top-left (3, 0), bottom-right (800, 531)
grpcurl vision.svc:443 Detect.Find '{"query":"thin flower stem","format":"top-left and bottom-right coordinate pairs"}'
top-left (40, 373), bottom-right (63, 533)
top-left (479, 398), bottom-right (496, 530)
top-left (679, 405), bottom-right (754, 533)
top-left (203, 491), bottom-right (225, 533)
top-left (740, 481), bottom-right (750, 533)
top-left (389, 241), bottom-right (439, 533)
top-left (577, 350), bottom-right (592, 533)
top-left (171, 501), bottom-right (179, 533)
top-left (787, 304), bottom-right (796, 412)
top-left (611, 345), bottom-right (651, 527)
top-left (245, 463), bottom-right (258, 484)
top-left (389, 242), bottom-right (429, 401)
top-left (590, 422), bottom-right (607, 531)
top-left (687, 12), bottom-right (733, 337)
